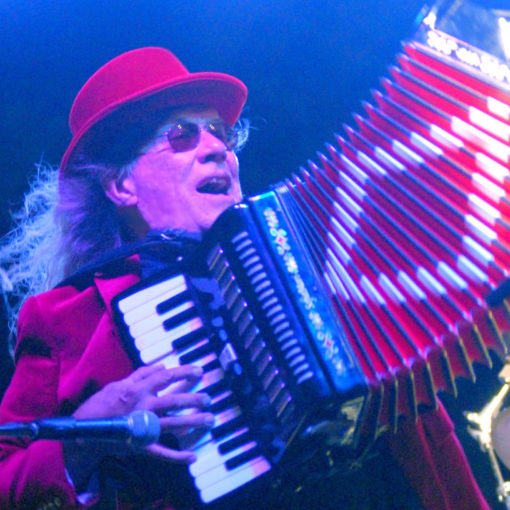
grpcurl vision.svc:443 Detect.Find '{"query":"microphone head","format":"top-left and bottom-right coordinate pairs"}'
top-left (127, 410), bottom-right (161, 446)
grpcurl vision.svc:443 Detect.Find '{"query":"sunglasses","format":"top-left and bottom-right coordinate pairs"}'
top-left (162, 120), bottom-right (239, 153)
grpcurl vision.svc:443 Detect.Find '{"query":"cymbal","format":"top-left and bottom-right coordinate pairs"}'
top-left (492, 407), bottom-right (510, 470)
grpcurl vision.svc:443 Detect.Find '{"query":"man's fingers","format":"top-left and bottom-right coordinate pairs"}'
top-left (166, 377), bottom-right (200, 395)
top-left (129, 364), bottom-right (166, 382)
top-left (160, 412), bottom-right (215, 430)
top-left (145, 443), bottom-right (197, 464)
top-left (139, 365), bottom-right (204, 394)
top-left (153, 392), bottom-right (211, 412)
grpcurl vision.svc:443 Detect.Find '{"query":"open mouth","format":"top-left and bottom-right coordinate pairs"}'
top-left (196, 176), bottom-right (232, 195)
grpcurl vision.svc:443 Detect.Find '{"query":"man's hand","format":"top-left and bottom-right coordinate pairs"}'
top-left (71, 364), bottom-right (214, 463)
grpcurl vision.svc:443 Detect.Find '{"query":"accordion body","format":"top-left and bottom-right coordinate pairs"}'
top-left (113, 0), bottom-right (510, 505)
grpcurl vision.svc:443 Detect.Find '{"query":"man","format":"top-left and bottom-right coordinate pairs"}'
top-left (0, 47), bottom-right (249, 509)
top-left (0, 47), bottom-right (491, 509)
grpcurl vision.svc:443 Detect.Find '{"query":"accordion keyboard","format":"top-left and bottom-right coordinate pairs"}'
top-left (113, 272), bottom-right (271, 504)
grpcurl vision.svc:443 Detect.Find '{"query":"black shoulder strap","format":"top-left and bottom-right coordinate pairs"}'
top-left (57, 230), bottom-right (203, 291)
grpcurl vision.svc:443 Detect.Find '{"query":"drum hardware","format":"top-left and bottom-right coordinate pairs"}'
top-left (466, 363), bottom-right (510, 509)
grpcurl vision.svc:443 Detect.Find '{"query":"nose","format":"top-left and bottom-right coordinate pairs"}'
top-left (196, 128), bottom-right (228, 164)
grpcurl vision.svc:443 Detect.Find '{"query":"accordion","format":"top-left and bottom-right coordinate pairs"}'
top-left (112, 0), bottom-right (510, 505)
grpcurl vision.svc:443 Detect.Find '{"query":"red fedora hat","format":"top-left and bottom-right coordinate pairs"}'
top-left (60, 47), bottom-right (248, 173)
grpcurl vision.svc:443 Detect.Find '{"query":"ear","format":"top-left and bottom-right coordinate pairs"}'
top-left (104, 176), bottom-right (138, 207)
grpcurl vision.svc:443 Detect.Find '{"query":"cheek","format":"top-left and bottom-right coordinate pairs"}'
top-left (227, 153), bottom-right (242, 192)
top-left (228, 152), bottom-right (240, 177)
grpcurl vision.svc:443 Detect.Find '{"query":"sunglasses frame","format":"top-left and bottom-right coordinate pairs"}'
top-left (164, 119), bottom-right (239, 153)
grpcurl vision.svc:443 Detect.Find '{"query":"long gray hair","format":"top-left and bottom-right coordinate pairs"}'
top-left (0, 159), bottom-right (131, 347)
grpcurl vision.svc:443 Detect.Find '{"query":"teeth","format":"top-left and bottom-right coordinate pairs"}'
top-left (197, 177), bottom-right (230, 194)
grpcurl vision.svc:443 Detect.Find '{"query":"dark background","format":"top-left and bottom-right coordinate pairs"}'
top-left (0, 0), bottom-right (509, 507)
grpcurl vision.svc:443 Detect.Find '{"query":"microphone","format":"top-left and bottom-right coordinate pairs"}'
top-left (0, 410), bottom-right (160, 447)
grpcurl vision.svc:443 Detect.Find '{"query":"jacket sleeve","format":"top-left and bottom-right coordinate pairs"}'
top-left (0, 296), bottom-right (81, 510)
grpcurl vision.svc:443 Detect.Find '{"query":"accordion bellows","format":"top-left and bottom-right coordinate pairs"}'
top-left (266, 1), bottom-right (510, 431)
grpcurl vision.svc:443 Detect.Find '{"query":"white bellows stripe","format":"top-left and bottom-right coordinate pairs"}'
top-left (361, 276), bottom-right (385, 305)
top-left (379, 273), bottom-right (405, 304)
top-left (391, 140), bottom-right (423, 166)
top-left (410, 131), bottom-right (442, 157)
top-left (430, 124), bottom-right (463, 148)
top-left (398, 271), bottom-right (426, 300)
top-left (417, 267), bottom-right (446, 295)
top-left (468, 193), bottom-right (501, 222)
top-left (465, 214), bottom-right (497, 243)
top-left (469, 106), bottom-right (510, 141)
top-left (437, 262), bottom-right (468, 290)
top-left (462, 235), bottom-right (494, 265)
top-left (475, 152), bottom-right (509, 183)
top-left (452, 117), bottom-right (510, 162)
top-left (487, 96), bottom-right (510, 120)
top-left (472, 172), bottom-right (505, 201)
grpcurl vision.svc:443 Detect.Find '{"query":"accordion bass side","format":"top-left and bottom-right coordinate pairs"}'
top-left (113, 0), bottom-right (510, 505)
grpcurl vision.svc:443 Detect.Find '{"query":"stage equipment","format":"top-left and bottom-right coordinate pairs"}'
top-left (0, 410), bottom-right (160, 446)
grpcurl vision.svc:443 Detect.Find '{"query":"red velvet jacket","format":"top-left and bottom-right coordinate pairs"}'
top-left (0, 256), bottom-right (490, 509)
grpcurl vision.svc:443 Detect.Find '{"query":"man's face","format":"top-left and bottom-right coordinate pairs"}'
top-left (119, 106), bottom-right (242, 234)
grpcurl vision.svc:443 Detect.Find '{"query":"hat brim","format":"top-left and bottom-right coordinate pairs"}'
top-left (60, 72), bottom-right (247, 173)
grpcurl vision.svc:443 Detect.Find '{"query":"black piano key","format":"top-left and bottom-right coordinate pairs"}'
top-left (179, 341), bottom-right (214, 364)
top-left (162, 307), bottom-right (199, 331)
top-left (202, 359), bottom-right (221, 372)
top-left (211, 415), bottom-right (245, 440)
top-left (225, 446), bottom-right (261, 470)
top-left (156, 290), bottom-right (193, 314)
top-left (218, 430), bottom-right (253, 455)
top-left (208, 393), bottom-right (237, 414)
top-left (202, 379), bottom-right (229, 397)
top-left (172, 328), bottom-right (207, 350)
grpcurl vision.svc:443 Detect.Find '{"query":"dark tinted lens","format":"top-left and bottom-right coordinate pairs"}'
top-left (167, 122), bottom-right (200, 152)
top-left (166, 121), bottom-right (238, 152)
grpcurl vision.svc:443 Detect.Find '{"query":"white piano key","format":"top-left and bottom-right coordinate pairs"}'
top-left (130, 309), bottom-right (202, 340)
top-left (156, 350), bottom-right (217, 372)
top-left (123, 296), bottom-right (195, 327)
top-left (179, 408), bottom-right (243, 450)
top-left (190, 441), bottom-right (258, 478)
top-left (155, 352), bottom-right (180, 370)
top-left (467, 193), bottom-right (500, 223)
top-left (191, 367), bottom-right (224, 393)
top-left (210, 390), bottom-right (233, 408)
top-left (135, 317), bottom-right (204, 351)
top-left (191, 427), bottom-right (249, 461)
top-left (117, 275), bottom-right (187, 313)
top-left (141, 337), bottom-right (210, 365)
top-left (417, 267), bottom-right (446, 295)
top-left (410, 131), bottom-right (442, 157)
top-left (198, 456), bottom-right (272, 503)
top-left (437, 261), bottom-right (468, 290)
